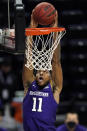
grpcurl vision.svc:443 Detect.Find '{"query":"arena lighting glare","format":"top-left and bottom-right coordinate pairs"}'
top-left (15, 0), bottom-right (22, 5)
top-left (14, 0), bottom-right (24, 10)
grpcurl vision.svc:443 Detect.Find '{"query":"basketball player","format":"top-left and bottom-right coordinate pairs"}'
top-left (56, 112), bottom-right (87, 131)
top-left (22, 10), bottom-right (63, 131)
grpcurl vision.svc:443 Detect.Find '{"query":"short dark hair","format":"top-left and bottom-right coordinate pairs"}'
top-left (33, 69), bottom-right (52, 76)
top-left (65, 111), bottom-right (79, 120)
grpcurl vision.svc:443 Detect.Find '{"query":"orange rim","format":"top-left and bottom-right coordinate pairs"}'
top-left (25, 27), bottom-right (65, 36)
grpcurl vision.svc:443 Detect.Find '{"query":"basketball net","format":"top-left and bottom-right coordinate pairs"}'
top-left (25, 29), bottom-right (66, 70)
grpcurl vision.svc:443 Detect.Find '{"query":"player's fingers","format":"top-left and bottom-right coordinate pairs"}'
top-left (56, 10), bottom-right (58, 16)
top-left (30, 14), bottom-right (33, 22)
top-left (55, 10), bottom-right (58, 20)
top-left (32, 9), bottom-right (35, 16)
top-left (30, 9), bottom-right (38, 27)
top-left (50, 11), bottom-right (58, 27)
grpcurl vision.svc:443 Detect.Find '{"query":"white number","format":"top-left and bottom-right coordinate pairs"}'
top-left (32, 97), bottom-right (42, 112)
top-left (32, 97), bottom-right (37, 112)
top-left (37, 98), bottom-right (42, 112)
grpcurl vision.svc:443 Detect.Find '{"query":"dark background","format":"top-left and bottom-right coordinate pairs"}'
top-left (0, 0), bottom-right (87, 130)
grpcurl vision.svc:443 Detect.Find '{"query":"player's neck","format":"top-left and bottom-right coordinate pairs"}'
top-left (68, 128), bottom-right (75, 131)
top-left (36, 80), bottom-right (49, 90)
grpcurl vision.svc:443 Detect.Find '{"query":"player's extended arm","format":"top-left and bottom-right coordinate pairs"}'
top-left (22, 12), bottom-right (38, 96)
top-left (51, 12), bottom-right (63, 103)
top-left (52, 44), bottom-right (63, 94)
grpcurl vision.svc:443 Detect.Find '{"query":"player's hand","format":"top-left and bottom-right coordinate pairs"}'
top-left (30, 10), bottom-right (38, 28)
top-left (51, 11), bottom-right (58, 27)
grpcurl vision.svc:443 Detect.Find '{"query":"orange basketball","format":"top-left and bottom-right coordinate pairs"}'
top-left (33, 2), bottom-right (56, 25)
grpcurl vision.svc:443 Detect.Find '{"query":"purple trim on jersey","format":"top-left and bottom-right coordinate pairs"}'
top-left (56, 124), bottom-right (87, 131)
top-left (23, 81), bottom-right (58, 131)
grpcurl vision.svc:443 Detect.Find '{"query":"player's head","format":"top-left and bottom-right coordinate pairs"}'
top-left (65, 112), bottom-right (79, 130)
top-left (35, 70), bottom-right (51, 87)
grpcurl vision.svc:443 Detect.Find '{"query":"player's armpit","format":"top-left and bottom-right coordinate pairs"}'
top-left (53, 87), bottom-right (60, 104)
top-left (24, 86), bottom-right (28, 97)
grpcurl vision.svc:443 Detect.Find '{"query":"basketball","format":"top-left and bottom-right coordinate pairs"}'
top-left (33, 2), bottom-right (57, 25)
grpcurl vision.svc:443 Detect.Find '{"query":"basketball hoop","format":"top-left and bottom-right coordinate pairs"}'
top-left (25, 27), bottom-right (66, 70)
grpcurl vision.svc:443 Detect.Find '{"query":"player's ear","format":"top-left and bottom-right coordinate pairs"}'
top-left (49, 70), bottom-right (52, 76)
top-left (64, 120), bottom-right (66, 124)
top-left (76, 118), bottom-right (79, 124)
top-left (64, 115), bottom-right (67, 123)
top-left (49, 71), bottom-right (52, 80)
top-left (33, 69), bottom-right (37, 76)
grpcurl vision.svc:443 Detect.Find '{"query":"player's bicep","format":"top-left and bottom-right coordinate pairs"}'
top-left (52, 63), bottom-right (63, 91)
top-left (52, 43), bottom-right (62, 82)
top-left (52, 43), bottom-right (63, 96)
top-left (22, 65), bottom-right (34, 88)
top-left (52, 44), bottom-right (61, 80)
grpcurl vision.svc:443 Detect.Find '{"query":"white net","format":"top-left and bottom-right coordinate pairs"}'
top-left (25, 30), bottom-right (66, 70)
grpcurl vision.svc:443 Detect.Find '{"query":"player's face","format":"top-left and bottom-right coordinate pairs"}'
top-left (36, 70), bottom-right (51, 86)
top-left (65, 113), bottom-right (79, 124)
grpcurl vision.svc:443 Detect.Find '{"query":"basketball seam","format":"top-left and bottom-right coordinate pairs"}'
top-left (44, 5), bottom-right (51, 11)
top-left (39, 8), bottom-right (55, 18)
top-left (47, 9), bottom-right (56, 17)
top-left (34, 7), bottom-right (42, 20)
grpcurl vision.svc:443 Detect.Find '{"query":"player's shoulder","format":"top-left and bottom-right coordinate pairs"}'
top-left (77, 124), bottom-right (87, 131)
top-left (31, 80), bottom-right (36, 85)
top-left (29, 80), bottom-right (37, 88)
top-left (56, 124), bottom-right (67, 131)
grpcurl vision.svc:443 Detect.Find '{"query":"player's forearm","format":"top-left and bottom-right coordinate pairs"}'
top-left (52, 44), bottom-right (61, 63)
top-left (29, 13), bottom-right (38, 28)
top-left (23, 12), bottom-right (37, 88)
top-left (22, 66), bottom-right (32, 96)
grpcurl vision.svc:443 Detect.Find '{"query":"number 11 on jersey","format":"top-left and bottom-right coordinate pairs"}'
top-left (32, 97), bottom-right (43, 112)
